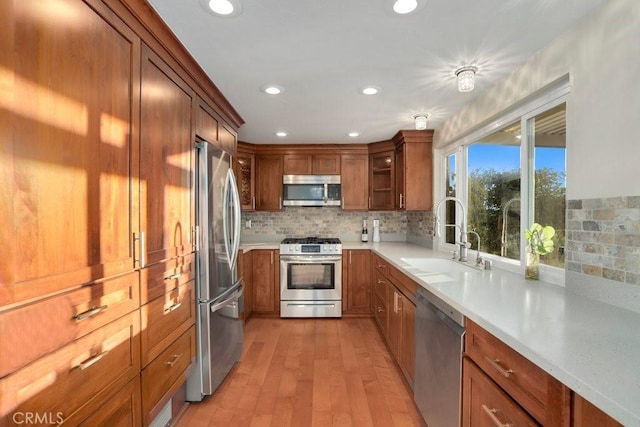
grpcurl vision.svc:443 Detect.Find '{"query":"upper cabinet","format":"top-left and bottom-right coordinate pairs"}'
top-left (283, 154), bottom-right (341, 175)
top-left (341, 154), bottom-right (369, 211)
top-left (393, 130), bottom-right (434, 211)
top-left (140, 44), bottom-right (195, 265)
top-left (256, 155), bottom-right (284, 211)
top-left (234, 143), bottom-right (256, 211)
top-left (369, 142), bottom-right (396, 210)
top-left (0, 0), bottom-right (141, 306)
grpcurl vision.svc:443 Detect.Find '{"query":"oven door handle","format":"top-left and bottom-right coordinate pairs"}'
top-left (280, 255), bottom-right (343, 263)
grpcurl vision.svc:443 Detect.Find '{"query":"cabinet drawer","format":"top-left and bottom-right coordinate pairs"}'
top-left (373, 292), bottom-right (388, 337)
top-left (0, 311), bottom-right (141, 424)
top-left (373, 271), bottom-right (389, 301)
top-left (141, 254), bottom-right (194, 304)
top-left (142, 326), bottom-right (196, 426)
top-left (372, 254), bottom-right (389, 277)
top-left (388, 264), bottom-right (417, 303)
top-left (462, 357), bottom-right (538, 427)
top-left (0, 271), bottom-right (139, 378)
top-left (74, 376), bottom-right (142, 426)
top-left (141, 280), bottom-right (195, 366)
top-left (465, 319), bottom-right (570, 425)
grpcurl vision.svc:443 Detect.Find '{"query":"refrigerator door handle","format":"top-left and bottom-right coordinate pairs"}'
top-left (228, 169), bottom-right (242, 270)
top-left (222, 168), bottom-right (233, 269)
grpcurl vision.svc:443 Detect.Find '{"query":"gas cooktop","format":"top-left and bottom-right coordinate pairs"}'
top-left (281, 237), bottom-right (341, 245)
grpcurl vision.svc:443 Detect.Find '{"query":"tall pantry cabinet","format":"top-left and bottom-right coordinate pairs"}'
top-left (0, 0), bottom-right (243, 425)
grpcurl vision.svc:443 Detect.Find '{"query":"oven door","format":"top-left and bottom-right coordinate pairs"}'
top-left (280, 255), bottom-right (342, 301)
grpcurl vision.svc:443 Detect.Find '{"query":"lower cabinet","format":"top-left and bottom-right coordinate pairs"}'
top-left (238, 249), bottom-right (254, 321)
top-left (572, 394), bottom-right (623, 427)
top-left (342, 249), bottom-right (371, 314)
top-left (252, 249), bottom-right (280, 314)
top-left (79, 376), bottom-right (142, 426)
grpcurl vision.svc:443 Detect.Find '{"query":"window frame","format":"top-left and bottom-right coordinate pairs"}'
top-left (435, 77), bottom-right (569, 285)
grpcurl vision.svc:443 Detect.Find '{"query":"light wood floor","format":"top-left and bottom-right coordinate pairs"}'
top-left (178, 317), bottom-right (426, 427)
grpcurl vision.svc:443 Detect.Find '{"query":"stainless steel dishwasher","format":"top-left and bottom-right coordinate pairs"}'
top-left (414, 286), bottom-right (465, 427)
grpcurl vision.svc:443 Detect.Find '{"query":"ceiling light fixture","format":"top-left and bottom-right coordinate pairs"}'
top-left (275, 131), bottom-right (287, 137)
top-left (348, 132), bottom-right (360, 137)
top-left (393, 0), bottom-right (418, 14)
top-left (262, 85), bottom-right (283, 95)
top-left (360, 86), bottom-right (380, 95)
top-left (455, 66), bottom-right (478, 92)
top-left (413, 113), bottom-right (429, 130)
top-left (208, 0), bottom-right (234, 15)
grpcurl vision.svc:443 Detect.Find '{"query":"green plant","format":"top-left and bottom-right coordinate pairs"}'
top-left (525, 223), bottom-right (555, 255)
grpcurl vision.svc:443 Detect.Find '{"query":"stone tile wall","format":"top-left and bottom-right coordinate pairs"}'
top-left (566, 196), bottom-right (640, 285)
top-left (241, 208), bottom-right (434, 242)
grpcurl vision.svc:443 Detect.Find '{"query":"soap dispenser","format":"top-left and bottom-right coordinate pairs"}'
top-left (372, 219), bottom-right (380, 243)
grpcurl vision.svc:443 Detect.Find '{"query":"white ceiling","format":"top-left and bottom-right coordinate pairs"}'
top-left (148, 0), bottom-right (607, 144)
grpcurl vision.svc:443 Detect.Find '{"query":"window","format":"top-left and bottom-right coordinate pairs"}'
top-left (437, 88), bottom-right (567, 281)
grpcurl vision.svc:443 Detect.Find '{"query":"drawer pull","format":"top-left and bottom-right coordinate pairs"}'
top-left (75, 350), bottom-right (109, 371)
top-left (377, 264), bottom-right (385, 268)
top-left (377, 279), bottom-right (386, 284)
top-left (164, 301), bottom-right (182, 313)
top-left (482, 405), bottom-right (512, 427)
top-left (165, 353), bottom-right (183, 367)
top-left (377, 307), bottom-right (384, 312)
top-left (165, 273), bottom-right (182, 280)
top-left (73, 305), bottom-right (108, 321)
top-left (485, 356), bottom-right (514, 378)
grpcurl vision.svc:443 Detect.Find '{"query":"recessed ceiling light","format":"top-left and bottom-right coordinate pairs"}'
top-left (275, 131), bottom-right (287, 137)
top-left (360, 86), bottom-right (380, 95)
top-left (201, 0), bottom-right (243, 17)
top-left (393, 0), bottom-right (417, 14)
top-left (348, 132), bottom-right (360, 137)
top-left (262, 85), bottom-right (283, 95)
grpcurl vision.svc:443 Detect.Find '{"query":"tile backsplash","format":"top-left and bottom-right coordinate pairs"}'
top-left (566, 196), bottom-right (640, 285)
top-left (241, 208), bottom-right (434, 242)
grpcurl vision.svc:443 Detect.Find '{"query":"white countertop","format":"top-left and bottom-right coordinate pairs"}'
top-left (240, 240), bottom-right (640, 425)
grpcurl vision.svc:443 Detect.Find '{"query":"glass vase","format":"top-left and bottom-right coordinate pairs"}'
top-left (525, 246), bottom-right (540, 280)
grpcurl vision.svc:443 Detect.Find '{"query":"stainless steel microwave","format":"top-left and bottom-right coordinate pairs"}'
top-left (282, 175), bottom-right (341, 207)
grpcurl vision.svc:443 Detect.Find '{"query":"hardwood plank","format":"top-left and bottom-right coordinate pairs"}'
top-left (178, 318), bottom-right (425, 427)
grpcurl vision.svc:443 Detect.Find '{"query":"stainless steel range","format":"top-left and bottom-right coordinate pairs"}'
top-left (280, 237), bottom-right (342, 318)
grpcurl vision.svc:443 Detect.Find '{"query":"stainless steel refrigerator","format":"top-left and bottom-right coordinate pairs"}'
top-left (186, 138), bottom-right (243, 402)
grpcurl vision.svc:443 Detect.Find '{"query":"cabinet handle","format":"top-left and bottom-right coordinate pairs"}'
top-left (270, 251), bottom-right (274, 265)
top-left (377, 264), bottom-right (385, 269)
top-left (482, 405), bottom-right (512, 427)
top-left (279, 197), bottom-right (282, 209)
top-left (73, 305), bottom-right (108, 321)
top-left (377, 307), bottom-right (384, 313)
top-left (75, 350), bottom-right (109, 371)
top-left (164, 300), bottom-right (182, 313)
top-left (165, 353), bottom-right (183, 367)
top-left (134, 232), bottom-right (146, 268)
top-left (368, 196), bottom-right (372, 209)
top-left (484, 356), bottom-right (514, 378)
top-left (349, 251), bottom-right (352, 264)
top-left (252, 196), bottom-right (256, 210)
top-left (399, 193), bottom-right (404, 209)
top-left (165, 273), bottom-right (182, 280)
top-left (377, 279), bottom-right (385, 284)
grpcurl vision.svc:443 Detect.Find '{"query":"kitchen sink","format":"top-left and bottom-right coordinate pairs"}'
top-left (400, 257), bottom-right (481, 283)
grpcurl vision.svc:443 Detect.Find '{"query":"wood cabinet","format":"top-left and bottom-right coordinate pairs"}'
top-left (342, 250), bottom-right (371, 314)
top-left (371, 253), bottom-right (416, 386)
top-left (393, 130), bottom-right (434, 211)
top-left (369, 149), bottom-right (395, 210)
top-left (464, 319), bottom-right (571, 426)
top-left (463, 357), bottom-right (538, 427)
top-left (140, 44), bottom-right (195, 265)
top-left (572, 394), bottom-right (622, 427)
top-left (283, 154), bottom-right (341, 175)
top-left (77, 377), bottom-right (142, 427)
top-left (234, 144), bottom-right (256, 211)
top-left (0, 0), bottom-right (140, 307)
top-left (252, 250), bottom-right (280, 314)
top-left (238, 250), bottom-right (254, 320)
top-left (256, 155), bottom-right (284, 211)
top-left (341, 154), bottom-right (369, 210)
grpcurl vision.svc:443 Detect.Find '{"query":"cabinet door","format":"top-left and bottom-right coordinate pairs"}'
top-left (252, 250), bottom-right (278, 313)
top-left (369, 151), bottom-right (395, 210)
top-left (219, 124), bottom-right (238, 155)
top-left (140, 44), bottom-right (194, 265)
top-left (0, 0), bottom-right (141, 306)
top-left (312, 154), bottom-right (341, 174)
top-left (403, 141), bottom-right (433, 210)
top-left (572, 394), bottom-right (622, 427)
top-left (238, 250), bottom-right (254, 320)
top-left (343, 250), bottom-right (371, 313)
top-left (234, 151), bottom-right (256, 211)
top-left (399, 296), bottom-right (415, 384)
top-left (195, 99), bottom-right (219, 147)
top-left (388, 288), bottom-right (402, 358)
top-left (341, 154), bottom-right (369, 210)
top-left (283, 154), bottom-right (312, 175)
top-left (256, 155), bottom-right (283, 210)
top-left (395, 143), bottom-right (406, 210)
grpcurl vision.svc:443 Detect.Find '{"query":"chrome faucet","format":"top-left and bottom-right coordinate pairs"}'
top-left (433, 196), bottom-right (468, 262)
top-left (465, 230), bottom-right (483, 267)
